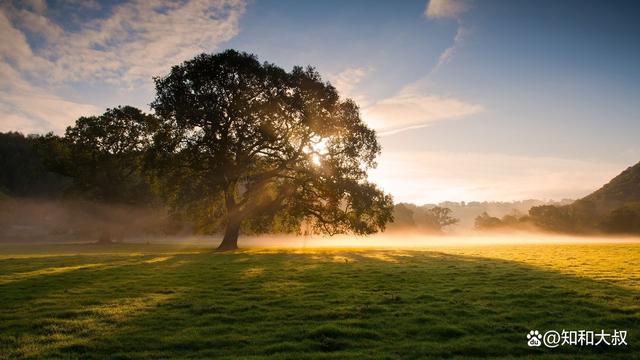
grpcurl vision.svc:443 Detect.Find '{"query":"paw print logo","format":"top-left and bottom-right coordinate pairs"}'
top-left (527, 330), bottom-right (542, 347)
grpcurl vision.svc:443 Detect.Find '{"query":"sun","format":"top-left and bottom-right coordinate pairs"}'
top-left (306, 136), bottom-right (329, 166)
top-left (311, 153), bottom-right (322, 166)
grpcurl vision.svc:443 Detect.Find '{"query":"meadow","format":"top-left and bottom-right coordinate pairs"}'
top-left (0, 240), bottom-right (638, 359)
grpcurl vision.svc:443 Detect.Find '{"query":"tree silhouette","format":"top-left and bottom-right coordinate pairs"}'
top-left (528, 205), bottom-right (574, 233)
top-left (149, 50), bottom-right (393, 250)
top-left (391, 203), bottom-right (416, 227)
top-left (474, 212), bottom-right (502, 230)
top-left (62, 106), bottom-right (158, 204)
top-left (0, 132), bottom-right (69, 197)
top-left (424, 206), bottom-right (458, 232)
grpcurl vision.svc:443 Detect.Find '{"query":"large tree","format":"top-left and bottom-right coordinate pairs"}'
top-left (149, 50), bottom-right (393, 250)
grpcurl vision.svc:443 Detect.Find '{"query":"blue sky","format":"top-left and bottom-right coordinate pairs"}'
top-left (1, 0), bottom-right (639, 203)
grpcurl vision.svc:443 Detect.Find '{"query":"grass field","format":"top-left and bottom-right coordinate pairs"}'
top-left (0, 241), bottom-right (638, 359)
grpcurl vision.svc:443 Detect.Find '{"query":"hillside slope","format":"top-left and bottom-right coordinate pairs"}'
top-left (580, 161), bottom-right (640, 213)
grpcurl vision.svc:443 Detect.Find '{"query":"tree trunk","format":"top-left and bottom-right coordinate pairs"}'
top-left (217, 216), bottom-right (240, 251)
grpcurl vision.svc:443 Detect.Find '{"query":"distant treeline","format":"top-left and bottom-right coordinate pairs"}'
top-left (389, 199), bottom-right (573, 230)
top-left (474, 199), bottom-right (640, 235)
top-left (388, 160), bottom-right (640, 235)
top-left (0, 127), bottom-right (183, 242)
top-left (0, 132), bottom-right (69, 198)
top-left (0, 126), bottom-right (157, 204)
top-left (388, 199), bottom-right (571, 233)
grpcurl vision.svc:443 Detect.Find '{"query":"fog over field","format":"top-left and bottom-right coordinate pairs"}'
top-left (2, 198), bottom-right (639, 248)
top-left (140, 232), bottom-right (639, 249)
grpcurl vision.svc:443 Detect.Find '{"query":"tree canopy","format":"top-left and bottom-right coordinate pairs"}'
top-left (148, 50), bottom-right (393, 249)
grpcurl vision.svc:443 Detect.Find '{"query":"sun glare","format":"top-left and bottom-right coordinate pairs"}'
top-left (306, 136), bottom-right (329, 166)
top-left (311, 153), bottom-right (321, 166)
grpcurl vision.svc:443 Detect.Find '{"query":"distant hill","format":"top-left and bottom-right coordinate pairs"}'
top-left (580, 161), bottom-right (640, 213)
top-left (524, 160), bottom-right (640, 234)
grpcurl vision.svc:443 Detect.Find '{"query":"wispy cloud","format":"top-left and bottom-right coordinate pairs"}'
top-left (368, 151), bottom-right (626, 204)
top-left (327, 64), bottom-right (483, 136)
top-left (424, 0), bottom-right (471, 20)
top-left (0, 0), bottom-right (246, 134)
top-left (2, 0), bottom-right (245, 86)
top-left (0, 10), bottom-right (50, 73)
top-left (434, 24), bottom-right (468, 70)
top-left (363, 84), bottom-right (484, 136)
top-left (424, 0), bottom-right (472, 71)
top-left (0, 62), bottom-right (100, 134)
top-left (347, 0), bottom-right (481, 136)
top-left (327, 66), bottom-right (372, 106)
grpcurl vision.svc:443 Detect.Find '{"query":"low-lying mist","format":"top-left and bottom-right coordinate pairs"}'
top-left (0, 198), bottom-right (182, 243)
top-left (197, 232), bottom-right (640, 249)
top-left (125, 231), bottom-right (640, 250)
top-left (1, 198), bottom-right (638, 248)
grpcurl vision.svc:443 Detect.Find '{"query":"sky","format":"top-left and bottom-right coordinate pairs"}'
top-left (1, 0), bottom-right (639, 204)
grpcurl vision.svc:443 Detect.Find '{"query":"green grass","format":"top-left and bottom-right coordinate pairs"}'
top-left (0, 242), bottom-right (638, 359)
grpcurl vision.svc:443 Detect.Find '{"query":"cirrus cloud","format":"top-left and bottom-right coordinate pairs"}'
top-left (327, 66), bottom-right (373, 106)
top-left (424, 0), bottom-right (473, 71)
top-left (363, 84), bottom-right (484, 136)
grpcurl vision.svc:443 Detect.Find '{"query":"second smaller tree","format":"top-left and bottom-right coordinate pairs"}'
top-left (424, 206), bottom-right (459, 232)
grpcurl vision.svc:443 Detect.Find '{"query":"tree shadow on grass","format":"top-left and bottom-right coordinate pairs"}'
top-left (2, 250), bottom-right (638, 359)
top-left (0, 253), bottom-right (198, 358)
